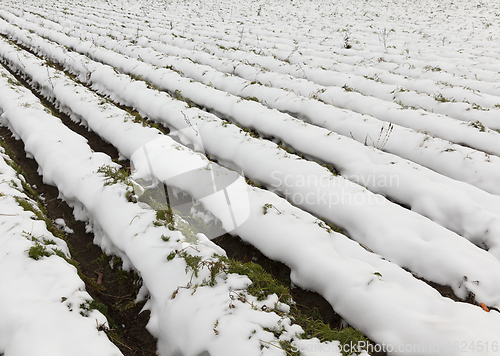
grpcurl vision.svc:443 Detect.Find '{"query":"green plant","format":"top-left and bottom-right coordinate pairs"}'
top-left (423, 65), bottom-right (442, 72)
top-left (80, 299), bottom-right (109, 317)
top-left (245, 177), bottom-right (262, 188)
top-left (280, 340), bottom-right (301, 356)
top-left (433, 93), bottom-right (455, 103)
top-left (226, 257), bottom-right (291, 303)
top-left (228, 255), bottom-right (368, 354)
top-left (395, 100), bottom-right (419, 110)
top-left (156, 208), bottom-right (174, 225)
top-left (263, 203), bottom-right (273, 215)
top-left (471, 103), bottom-right (485, 111)
top-left (244, 96), bottom-right (260, 103)
top-left (79, 299), bottom-right (119, 331)
top-left (292, 307), bottom-right (369, 356)
top-left (278, 141), bottom-right (293, 154)
top-left (241, 126), bottom-right (260, 139)
top-left (172, 89), bottom-right (196, 108)
top-left (342, 84), bottom-right (358, 92)
top-left (322, 163), bottom-right (338, 175)
top-left (176, 218), bottom-right (200, 243)
top-left (97, 165), bottom-right (131, 186)
top-left (14, 196), bottom-right (44, 220)
top-left (167, 251), bottom-right (177, 261)
top-left (364, 75), bottom-right (382, 82)
top-left (309, 88), bottom-right (326, 100)
top-left (110, 256), bottom-right (123, 269)
top-left (391, 87), bottom-right (410, 94)
top-left (165, 246), bottom-right (371, 354)
top-left (315, 218), bottom-right (343, 234)
top-left (27, 243), bottom-right (53, 260)
top-left (7, 77), bottom-right (21, 86)
top-left (469, 120), bottom-right (486, 132)
top-left (0, 144), bottom-right (42, 202)
top-left (92, 253), bottom-right (107, 264)
top-left (437, 81), bottom-right (453, 87)
top-left (263, 203), bottom-right (281, 215)
top-left (116, 268), bottom-right (129, 285)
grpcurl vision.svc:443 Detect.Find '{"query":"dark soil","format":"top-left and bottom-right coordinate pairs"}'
top-left (214, 234), bottom-right (343, 328)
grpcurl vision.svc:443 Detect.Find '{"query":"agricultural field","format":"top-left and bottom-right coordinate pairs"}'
top-left (0, 0), bottom-right (500, 355)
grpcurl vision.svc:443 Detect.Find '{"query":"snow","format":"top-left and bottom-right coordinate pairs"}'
top-left (0, 148), bottom-right (122, 356)
top-left (6, 10), bottom-right (500, 195)
top-left (0, 62), bottom-right (343, 356)
top-left (3, 25), bottom-right (500, 308)
top-left (4, 9), bottom-right (500, 262)
top-left (54, 218), bottom-right (74, 234)
top-left (1, 0), bottom-right (500, 354)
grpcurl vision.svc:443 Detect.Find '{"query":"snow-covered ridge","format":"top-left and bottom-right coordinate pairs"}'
top-left (4, 13), bottom-right (500, 262)
top-left (6, 7), bottom-right (500, 198)
top-left (3, 15), bottom-right (500, 270)
top-left (31, 0), bottom-right (500, 82)
top-left (3, 28), bottom-right (500, 355)
top-left (5, 28), bottom-right (500, 308)
top-left (2, 63), bottom-right (356, 356)
top-left (0, 130), bottom-right (122, 355)
top-left (28, 0), bottom-right (500, 125)
top-left (2, 0), bottom-right (500, 354)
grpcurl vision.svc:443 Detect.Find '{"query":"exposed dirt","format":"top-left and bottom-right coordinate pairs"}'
top-left (412, 273), bottom-right (499, 313)
top-left (214, 234), bottom-right (343, 327)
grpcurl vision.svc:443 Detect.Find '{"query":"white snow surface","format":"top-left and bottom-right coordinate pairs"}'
top-left (0, 147), bottom-right (122, 355)
top-left (1, 53), bottom-right (500, 355)
top-left (0, 64), bottom-right (344, 356)
top-left (3, 22), bottom-right (500, 309)
top-left (1, 0), bottom-right (500, 355)
top-left (2, 10), bottom-right (500, 196)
